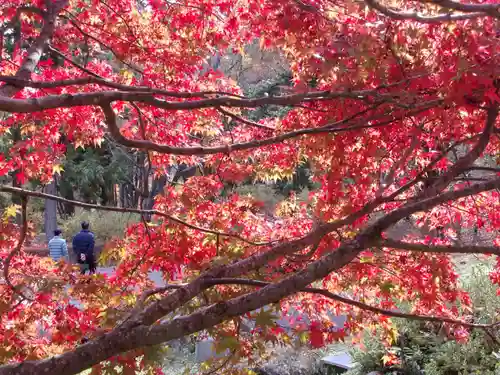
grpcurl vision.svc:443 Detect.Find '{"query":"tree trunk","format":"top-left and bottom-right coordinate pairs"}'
top-left (58, 177), bottom-right (75, 216)
top-left (44, 179), bottom-right (58, 241)
top-left (143, 174), bottom-right (167, 220)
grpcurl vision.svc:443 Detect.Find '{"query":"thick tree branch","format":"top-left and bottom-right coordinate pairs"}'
top-left (426, 0), bottom-right (500, 17)
top-left (0, 83), bottom-right (434, 114)
top-left (0, 75), bottom-right (245, 98)
top-left (364, 0), bottom-right (492, 22)
top-left (0, 74), bottom-right (428, 101)
top-left (380, 238), bottom-right (500, 255)
top-left (136, 176), bottom-right (499, 346)
top-left (127, 198), bottom-right (384, 332)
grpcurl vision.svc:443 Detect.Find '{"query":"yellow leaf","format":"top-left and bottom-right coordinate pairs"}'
top-left (120, 69), bottom-right (134, 84)
top-left (3, 205), bottom-right (20, 223)
top-left (20, 123), bottom-right (37, 135)
top-left (388, 327), bottom-right (399, 345)
top-left (382, 354), bottom-right (393, 365)
top-left (52, 164), bottom-right (64, 175)
top-left (92, 138), bottom-right (103, 147)
top-left (74, 140), bottom-right (85, 150)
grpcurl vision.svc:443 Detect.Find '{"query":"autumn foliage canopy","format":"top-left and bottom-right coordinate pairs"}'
top-left (0, 0), bottom-right (499, 374)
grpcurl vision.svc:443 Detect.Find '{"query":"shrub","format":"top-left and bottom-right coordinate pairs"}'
top-left (58, 207), bottom-right (140, 243)
top-left (346, 265), bottom-right (500, 375)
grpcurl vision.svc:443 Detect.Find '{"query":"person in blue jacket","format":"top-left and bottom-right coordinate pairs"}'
top-left (72, 221), bottom-right (96, 274)
top-left (48, 229), bottom-right (68, 262)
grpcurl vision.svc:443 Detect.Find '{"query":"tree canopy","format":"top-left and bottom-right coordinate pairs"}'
top-left (0, 0), bottom-right (499, 374)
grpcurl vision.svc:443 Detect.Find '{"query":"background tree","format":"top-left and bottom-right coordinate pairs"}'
top-left (0, 0), bottom-right (498, 375)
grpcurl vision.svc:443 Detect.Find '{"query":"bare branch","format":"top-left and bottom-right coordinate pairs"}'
top-left (0, 79), bottom-right (436, 114)
top-left (217, 107), bottom-right (275, 130)
top-left (47, 46), bottom-right (101, 78)
top-left (59, 14), bottom-right (144, 74)
top-left (314, 286), bottom-right (497, 329)
top-left (376, 134), bottom-right (419, 198)
top-left (464, 166), bottom-right (500, 174)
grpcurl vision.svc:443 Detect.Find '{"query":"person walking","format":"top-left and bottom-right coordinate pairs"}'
top-left (72, 221), bottom-right (96, 275)
top-left (48, 229), bottom-right (68, 263)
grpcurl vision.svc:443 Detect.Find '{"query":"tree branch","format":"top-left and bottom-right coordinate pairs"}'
top-left (217, 107), bottom-right (275, 130)
top-left (1, 177), bottom-right (496, 375)
top-left (416, 105), bottom-right (498, 199)
top-left (0, 81), bottom-right (434, 114)
top-left (380, 238), bottom-right (500, 255)
top-left (0, 0), bottom-right (68, 98)
top-left (376, 134), bottom-right (419, 198)
top-left (0, 75), bottom-right (246, 99)
top-left (383, 135), bottom-right (481, 202)
top-left (47, 46), bottom-right (101, 78)
top-left (464, 166), bottom-right (500, 174)
top-left (58, 14), bottom-right (144, 74)
top-left (367, 177), bottom-right (500, 235)
top-left (3, 196), bottom-right (31, 300)
top-left (364, 0), bottom-right (491, 23)
top-left (100, 100), bottom-right (439, 156)
top-left (0, 185), bottom-right (265, 246)
top-left (153, 277), bottom-right (498, 329)
top-left (426, 0), bottom-right (500, 18)
top-left (129, 198), bottom-right (384, 331)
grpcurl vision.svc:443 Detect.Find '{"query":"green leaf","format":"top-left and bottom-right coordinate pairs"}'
top-left (380, 281), bottom-right (395, 293)
top-left (359, 256), bottom-right (374, 263)
top-left (215, 336), bottom-right (240, 354)
top-left (299, 331), bottom-right (309, 345)
top-left (253, 309), bottom-right (278, 329)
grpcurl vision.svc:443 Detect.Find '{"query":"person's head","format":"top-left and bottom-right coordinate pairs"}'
top-left (54, 229), bottom-right (62, 237)
top-left (81, 221), bottom-right (90, 230)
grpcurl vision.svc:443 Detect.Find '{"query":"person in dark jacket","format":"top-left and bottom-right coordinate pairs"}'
top-left (72, 221), bottom-right (96, 274)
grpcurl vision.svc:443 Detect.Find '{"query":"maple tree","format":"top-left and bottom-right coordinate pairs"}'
top-left (0, 0), bottom-right (499, 374)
